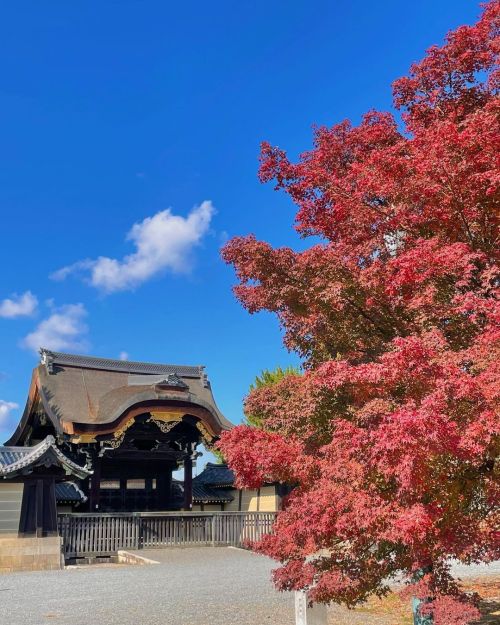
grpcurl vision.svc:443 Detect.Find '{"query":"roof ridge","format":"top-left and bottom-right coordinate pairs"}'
top-left (0, 435), bottom-right (51, 457)
top-left (40, 348), bottom-right (205, 378)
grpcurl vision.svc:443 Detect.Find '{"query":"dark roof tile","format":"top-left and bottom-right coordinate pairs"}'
top-left (194, 463), bottom-right (235, 487)
top-left (55, 481), bottom-right (86, 504)
top-left (172, 478), bottom-right (234, 504)
top-left (192, 482), bottom-right (234, 503)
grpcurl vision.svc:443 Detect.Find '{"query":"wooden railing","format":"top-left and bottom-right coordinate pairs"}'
top-left (58, 511), bottom-right (277, 559)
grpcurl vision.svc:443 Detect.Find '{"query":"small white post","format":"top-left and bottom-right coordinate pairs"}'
top-left (295, 590), bottom-right (327, 625)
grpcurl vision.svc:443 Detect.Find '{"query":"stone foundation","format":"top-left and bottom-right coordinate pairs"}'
top-left (117, 550), bottom-right (159, 565)
top-left (0, 535), bottom-right (63, 572)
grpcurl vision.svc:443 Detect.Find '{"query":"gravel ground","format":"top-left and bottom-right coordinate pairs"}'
top-left (449, 560), bottom-right (500, 579)
top-left (1, 548), bottom-right (291, 625)
top-left (0, 548), bottom-right (498, 625)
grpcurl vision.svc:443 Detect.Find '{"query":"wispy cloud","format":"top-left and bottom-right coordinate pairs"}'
top-left (51, 201), bottom-right (216, 294)
top-left (22, 303), bottom-right (88, 355)
top-left (0, 400), bottom-right (19, 426)
top-left (119, 351), bottom-right (129, 361)
top-left (0, 291), bottom-right (38, 318)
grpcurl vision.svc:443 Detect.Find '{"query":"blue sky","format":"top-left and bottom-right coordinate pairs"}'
top-left (0, 0), bottom-right (481, 464)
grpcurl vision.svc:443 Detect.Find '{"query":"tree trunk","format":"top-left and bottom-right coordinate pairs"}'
top-left (412, 596), bottom-right (433, 625)
top-left (412, 566), bottom-right (433, 625)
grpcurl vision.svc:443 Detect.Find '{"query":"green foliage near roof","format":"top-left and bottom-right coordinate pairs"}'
top-left (245, 366), bottom-right (301, 429)
top-left (211, 446), bottom-right (226, 464)
top-left (213, 366), bottom-right (301, 462)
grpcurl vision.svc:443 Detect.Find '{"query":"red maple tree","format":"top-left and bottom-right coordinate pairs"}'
top-left (219, 3), bottom-right (499, 623)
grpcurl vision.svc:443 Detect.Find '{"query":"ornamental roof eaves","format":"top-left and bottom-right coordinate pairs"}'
top-left (0, 435), bottom-right (91, 479)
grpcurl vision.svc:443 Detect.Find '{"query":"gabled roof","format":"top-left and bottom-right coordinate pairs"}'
top-left (194, 463), bottom-right (235, 488)
top-left (0, 436), bottom-right (91, 479)
top-left (6, 349), bottom-right (233, 445)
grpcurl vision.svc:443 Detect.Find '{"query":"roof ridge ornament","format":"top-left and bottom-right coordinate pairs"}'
top-left (201, 368), bottom-right (210, 388)
top-left (155, 373), bottom-right (189, 391)
top-left (40, 348), bottom-right (55, 374)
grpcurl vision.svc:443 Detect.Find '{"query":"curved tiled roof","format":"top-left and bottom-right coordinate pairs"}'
top-left (0, 435), bottom-right (91, 479)
top-left (192, 482), bottom-right (234, 504)
top-left (55, 481), bottom-right (87, 504)
top-left (194, 463), bottom-right (235, 488)
top-left (6, 349), bottom-right (233, 445)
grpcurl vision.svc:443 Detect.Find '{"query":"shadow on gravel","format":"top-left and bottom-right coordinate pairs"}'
top-left (477, 599), bottom-right (500, 624)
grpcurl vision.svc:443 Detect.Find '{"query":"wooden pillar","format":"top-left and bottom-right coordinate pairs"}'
top-left (183, 456), bottom-right (193, 511)
top-left (157, 466), bottom-right (172, 510)
top-left (19, 477), bottom-right (58, 537)
top-left (44, 478), bottom-right (58, 535)
top-left (120, 478), bottom-right (127, 511)
top-left (89, 453), bottom-right (102, 512)
top-left (35, 479), bottom-right (44, 537)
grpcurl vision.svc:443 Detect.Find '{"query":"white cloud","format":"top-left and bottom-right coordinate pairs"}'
top-left (22, 303), bottom-right (88, 355)
top-left (0, 400), bottom-right (19, 426)
top-left (0, 291), bottom-right (38, 318)
top-left (52, 200), bottom-right (216, 293)
top-left (119, 351), bottom-right (129, 361)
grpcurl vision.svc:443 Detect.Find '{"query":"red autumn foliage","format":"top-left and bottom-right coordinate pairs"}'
top-left (218, 3), bottom-right (500, 623)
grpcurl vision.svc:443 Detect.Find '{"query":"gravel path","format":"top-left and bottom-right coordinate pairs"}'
top-left (1, 548), bottom-right (291, 625)
top-left (0, 548), bottom-right (497, 625)
top-left (449, 560), bottom-right (500, 579)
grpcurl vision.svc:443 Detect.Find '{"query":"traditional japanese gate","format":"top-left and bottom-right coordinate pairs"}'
top-left (58, 511), bottom-right (277, 559)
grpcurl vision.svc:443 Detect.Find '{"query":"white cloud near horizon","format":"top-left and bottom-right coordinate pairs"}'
top-left (0, 400), bottom-right (19, 426)
top-left (119, 351), bottom-right (129, 361)
top-left (0, 291), bottom-right (38, 318)
top-left (51, 201), bottom-right (216, 293)
top-left (22, 303), bottom-right (89, 355)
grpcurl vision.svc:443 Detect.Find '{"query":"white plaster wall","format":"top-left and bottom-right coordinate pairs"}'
top-left (0, 482), bottom-right (23, 534)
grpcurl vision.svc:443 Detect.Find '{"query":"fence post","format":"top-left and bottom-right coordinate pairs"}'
top-left (211, 514), bottom-right (216, 547)
top-left (137, 515), bottom-right (143, 550)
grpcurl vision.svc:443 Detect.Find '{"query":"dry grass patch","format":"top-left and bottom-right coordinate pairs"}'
top-left (345, 577), bottom-right (500, 625)
top-left (352, 592), bottom-right (413, 624)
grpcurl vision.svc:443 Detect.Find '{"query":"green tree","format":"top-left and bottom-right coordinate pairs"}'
top-left (245, 366), bottom-right (300, 428)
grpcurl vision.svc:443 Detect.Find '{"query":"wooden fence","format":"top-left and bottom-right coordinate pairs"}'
top-left (58, 511), bottom-right (277, 559)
